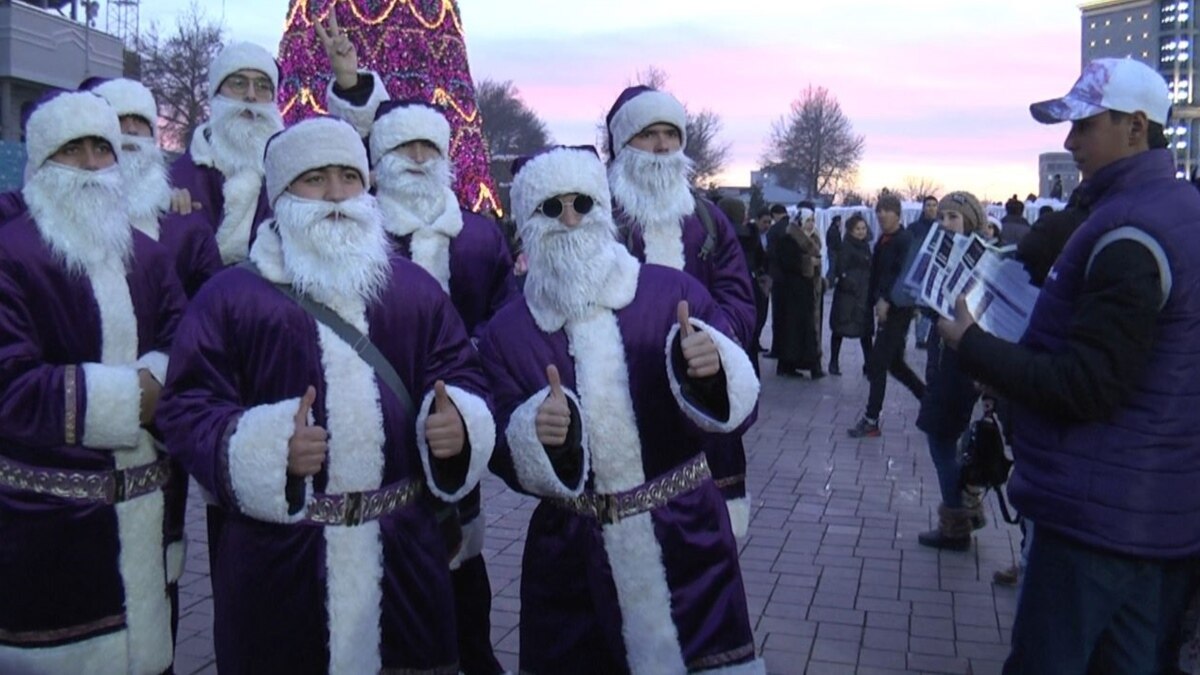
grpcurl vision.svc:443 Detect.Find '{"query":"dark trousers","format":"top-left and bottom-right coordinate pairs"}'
top-left (865, 307), bottom-right (925, 419)
top-left (829, 334), bottom-right (872, 369)
top-left (454, 553), bottom-right (504, 675)
top-left (1004, 526), bottom-right (1198, 675)
top-left (753, 280), bottom-right (769, 350)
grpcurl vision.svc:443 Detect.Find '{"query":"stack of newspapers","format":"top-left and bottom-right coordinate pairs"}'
top-left (903, 226), bottom-right (1041, 343)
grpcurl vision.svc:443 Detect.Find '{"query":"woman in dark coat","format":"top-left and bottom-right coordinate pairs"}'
top-left (775, 208), bottom-right (824, 378)
top-left (828, 213), bottom-right (873, 375)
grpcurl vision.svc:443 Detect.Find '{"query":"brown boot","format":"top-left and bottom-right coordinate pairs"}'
top-left (962, 485), bottom-right (987, 530)
top-left (918, 504), bottom-right (973, 551)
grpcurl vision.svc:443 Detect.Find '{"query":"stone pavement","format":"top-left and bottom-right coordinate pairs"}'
top-left (170, 333), bottom-right (1024, 675)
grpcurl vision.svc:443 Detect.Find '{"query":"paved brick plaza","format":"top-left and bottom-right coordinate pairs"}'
top-left (170, 338), bottom-right (1023, 675)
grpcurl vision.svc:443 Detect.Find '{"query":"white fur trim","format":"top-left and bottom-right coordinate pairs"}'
top-left (214, 169), bottom-right (263, 265)
top-left (608, 89), bottom-right (688, 153)
top-left (91, 79), bottom-right (158, 140)
top-left (369, 101), bottom-right (451, 166)
top-left (449, 515), bottom-right (486, 570)
top-left (264, 117), bottom-right (368, 207)
top-left (726, 496), bottom-right (750, 540)
top-left (247, 219), bottom-right (289, 282)
top-left (135, 350), bottom-right (169, 388)
top-left (702, 658), bottom-right (768, 674)
top-left (527, 243), bottom-right (640, 333)
top-left (402, 196), bottom-right (463, 293)
top-left (165, 539), bottom-right (186, 584)
top-left (641, 219), bottom-right (686, 269)
top-left (208, 41), bottom-right (278, 98)
top-left (326, 70), bottom-right (391, 139)
top-left (664, 318), bottom-right (760, 434)
top-left (511, 147), bottom-right (611, 227)
top-left (415, 385), bottom-right (495, 502)
top-left (0, 630), bottom-right (126, 675)
top-left (188, 123), bottom-right (217, 169)
top-left (80, 364), bottom-right (141, 449)
top-left (227, 398), bottom-right (311, 523)
top-left (90, 258), bottom-right (139, 364)
top-left (504, 386), bottom-right (589, 499)
top-left (24, 91), bottom-right (122, 181)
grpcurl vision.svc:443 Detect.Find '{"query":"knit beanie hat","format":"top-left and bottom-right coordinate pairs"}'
top-left (605, 86), bottom-right (688, 156)
top-left (80, 77), bottom-right (159, 140)
top-left (938, 191), bottom-right (985, 234)
top-left (263, 116), bottom-right (369, 206)
top-left (23, 90), bottom-right (122, 181)
top-left (369, 100), bottom-right (451, 166)
top-left (208, 42), bottom-right (279, 98)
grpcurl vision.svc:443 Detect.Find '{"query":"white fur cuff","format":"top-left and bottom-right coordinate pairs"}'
top-left (665, 319), bottom-right (760, 433)
top-left (326, 70), bottom-right (390, 140)
top-left (726, 495), bottom-right (750, 540)
top-left (505, 386), bottom-right (589, 499)
top-left (227, 398), bottom-right (311, 523)
top-left (81, 363), bottom-right (142, 449)
top-left (416, 385), bottom-right (495, 502)
top-left (135, 351), bottom-right (169, 387)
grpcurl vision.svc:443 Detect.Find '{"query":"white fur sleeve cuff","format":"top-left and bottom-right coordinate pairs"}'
top-left (227, 398), bottom-right (310, 524)
top-left (81, 363), bottom-right (142, 449)
top-left (416, 385), bottom-right (495, 502)
top-left (135, 351), bottom-right (169, 386)
top-left (665, 318), bottom-right (761, 433)
top-left (505, 386), bottom-right (589, 499)
top-left (325, 69), bottom-right (390, 138)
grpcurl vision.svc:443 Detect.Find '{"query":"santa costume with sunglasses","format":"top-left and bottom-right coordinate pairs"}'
top-left (0, 90), bottom-right (186, 674)
top-left (606, 86), bottom-right (758, 538)
top-left (479, 145), bottom-right (763, 675)
top-left (156, 116), bottom-right (495, 674)
top-left (169, 41), bottom-right (280, 265)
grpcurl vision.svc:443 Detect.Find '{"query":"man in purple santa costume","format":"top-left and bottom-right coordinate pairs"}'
top-left (168, 41), bottom-right (280, 265)
top-left (156, 116), bottom-right (496, 675)
top-left (479, 145), bottom-right (765, 674)
top-left (0, 90), bottom-right (185, 674)
top-left (606, 86), bottom-right (758, 539)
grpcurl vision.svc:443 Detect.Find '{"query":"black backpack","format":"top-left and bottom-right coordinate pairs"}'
top-left (959, 410), bottom-right (1019, 524)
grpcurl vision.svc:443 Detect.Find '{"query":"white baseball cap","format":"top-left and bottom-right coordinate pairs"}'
top-left (1030, 57), bottom-right (1171, 125)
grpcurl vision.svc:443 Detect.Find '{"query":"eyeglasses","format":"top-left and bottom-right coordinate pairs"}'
top-left (222, 75), bottom-right (275, 97)
top-left (536, 194), bottom-right (594, 218)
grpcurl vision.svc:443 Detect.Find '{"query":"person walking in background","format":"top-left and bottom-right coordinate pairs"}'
top-left (745, 208), bottom-right (773, 357)
top-left (1000, 196), bottom-right (1032, 245)
top-left (909, 196), bottom-right (939, 348)
top-left (828, 213), bottom-right (874, 376)
top-left (764, 203), bottom-right (790, 359)
top-left (775, 208), bottom-right (825, 378)
top-left (825, 214), bottom-right (843, 284)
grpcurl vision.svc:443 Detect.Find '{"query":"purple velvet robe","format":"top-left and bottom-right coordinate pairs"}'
top-left (156, 242), bottom-right (493, 674)
top-left (0, 215), bottom-right (184, 668)
top-left (158, 211), bottom-right (222, 299)
top-left (168, 147), bottom-right (271, 264)
top-left (479, 261), bottom-right (761, 674)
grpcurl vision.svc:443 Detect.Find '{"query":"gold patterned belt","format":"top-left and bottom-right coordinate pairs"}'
top-left (304, 478), bottom-right (423, 527)
top-left (0, 454), bottom-right (171, 504)
top-left (553, 454), bottom-right (711, 525)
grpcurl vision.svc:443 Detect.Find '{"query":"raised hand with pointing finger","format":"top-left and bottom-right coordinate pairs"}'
top-left (536, 365), bottom-right (571, 447)
top-left (315, 10), bottom-right (359, 90)
top-left (678, 300), bottom-right (721, 379)
top-left (425, 381), bottom-right (465, 459)
top-left (287, 386), bottom-right (328, 477)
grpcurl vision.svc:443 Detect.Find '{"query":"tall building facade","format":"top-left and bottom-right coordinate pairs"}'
top-left (1082, 0), bottom-right (1200, 178)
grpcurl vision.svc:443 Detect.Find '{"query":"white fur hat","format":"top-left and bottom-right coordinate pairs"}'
top-left (82, 78), bottom-right (159, 140)
top-left (23, 90), bottom-right (122, 181)
top-left (605, 85), bottom-right (688, 155)
top-left (510, 145), bottom-right (611, 230)
top-left (369, 100), bottom-right (451, 166)
top-left (263, 116), bottom-right (369, 206)
top-left (208, 41), bottom-right (279, 99)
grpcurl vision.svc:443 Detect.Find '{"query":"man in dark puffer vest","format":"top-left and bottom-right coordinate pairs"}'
top-left (940, 58), bottom-right (1200, 674)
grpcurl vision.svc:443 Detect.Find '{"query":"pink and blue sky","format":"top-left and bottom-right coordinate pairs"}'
top-left (141, 0), bottom-right (1084, 201)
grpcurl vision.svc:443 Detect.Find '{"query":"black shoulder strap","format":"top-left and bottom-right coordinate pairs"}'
top-left (237, 261), bottom-right (415, 419)
top-left (693, 193), bottom-right (718, 261)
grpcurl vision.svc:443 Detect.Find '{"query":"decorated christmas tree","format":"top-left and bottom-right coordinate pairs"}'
top-left (278, 0), bottom-right (500, 215)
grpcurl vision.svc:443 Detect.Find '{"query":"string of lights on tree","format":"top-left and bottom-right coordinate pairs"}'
top-left (278, 0), bottom-right (501, 215)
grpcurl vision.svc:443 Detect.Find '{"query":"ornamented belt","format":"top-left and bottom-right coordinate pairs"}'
top-left (304, 478), bottom-right (423, 527)
top-left (553, 454), bottom-right (711, 525)
top-left (0, 454), bottom-right (171, 504)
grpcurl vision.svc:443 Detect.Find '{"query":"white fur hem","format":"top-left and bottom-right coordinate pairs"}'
top-left (326, 70), bottom-right (390, 141)
top-left (664, 318), bottom-right (760, 433)
top-left (700, 657), bottom-right (767, 674)
top-left (505, 386), bottom-right (589, 499)
top-left (449, 514), bottom-right (485, 570)
top-left (215, 169), bottom-right (263, 265)
top-left (324, 522), bottom-right (384, 675)
top-left (415, 385), bottom-right (495, 502)
top-left (165, 539), bottom-right (186, 584)
top-left (726, 496), bottom-right (750, 540)
top-left (0, 630), bottom-right (126, 675)
top-left (135, 351), bottom-right (169, 388)
top-left (81, 363), bottom-right (141, 449)
top-left (227, 398), bottom-right (311, 523)
top-left (114, 473), bottom-right (173, 673)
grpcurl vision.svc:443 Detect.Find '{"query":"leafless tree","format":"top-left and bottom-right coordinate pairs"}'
top-left (903, 176), bottom-right (943, 202)
top-left (476, 79), bottom-right (550, 157)
top-left (138, 2), bottom-right (225, 151)
top-left (764, 85), bottom-right (865, 199)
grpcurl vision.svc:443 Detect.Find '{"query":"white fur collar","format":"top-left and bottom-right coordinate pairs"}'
top-left (641, 219), bottom-right (686, 270)
top-left (379, 189), bottom-right (463, 293)
top-left (527, 243), bottom-right (640, 333)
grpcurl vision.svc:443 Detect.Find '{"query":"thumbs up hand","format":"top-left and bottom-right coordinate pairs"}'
top-left (536, 365), bottom-right (571, 447)
top-left (425, 381), bottom-right (465, 459)
top-left (287, 386), bottom-right (328, 477)
top-left (677, 301), bottom-right (720, 379)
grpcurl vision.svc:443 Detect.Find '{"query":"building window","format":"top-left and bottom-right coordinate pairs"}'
top-left (1091, 40), bottom-right (1098, 47)
top-left (1128, 35), bottom-right (1134, 41)
top-left (1106, 37), bottom-right (1112, 44)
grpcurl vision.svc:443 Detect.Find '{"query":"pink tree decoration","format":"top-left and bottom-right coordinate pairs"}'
top-left (278, 0), bottom-right (501, 215)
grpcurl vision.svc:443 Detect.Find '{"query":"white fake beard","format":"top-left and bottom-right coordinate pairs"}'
top-left (274, 192), bottom-right (392, 306)
top-left (523, 210), bottom-right (619, 323)
top-left (608, 147), bottom-right (695, 234)
top-left (119, 135), bottom-right (171, 236)
top-left (24, 163), bottom-right (132, 274)
top-left (374, 153), bottom-right (453, 225)
top-left (207, 97), bottom-right (284, 176)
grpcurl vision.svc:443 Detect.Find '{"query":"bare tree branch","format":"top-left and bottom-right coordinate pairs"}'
top-left (764, 85), bottom-right (865, 200)
top-left (902, 176), bottom-right (942, 201)
top-left (138, 2), bottom-right (224, 152)
top-left (476, 79), bottom-right (551, 157)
